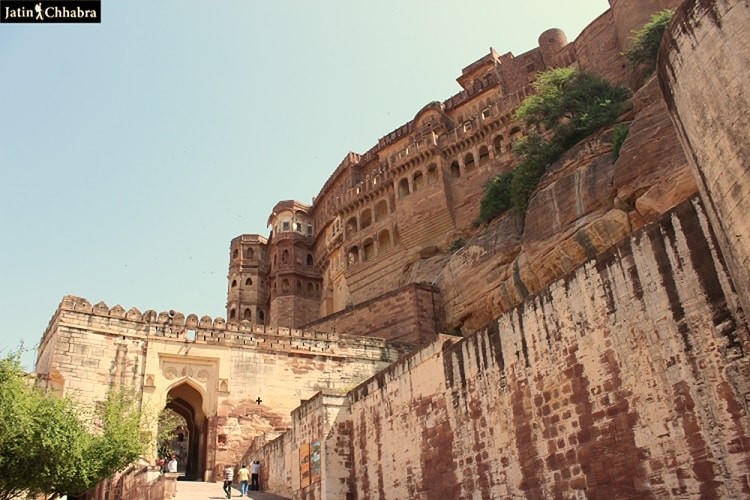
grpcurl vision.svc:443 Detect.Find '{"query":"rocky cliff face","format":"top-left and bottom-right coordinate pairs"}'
top-left (407, 76), bottom-right (698, 333)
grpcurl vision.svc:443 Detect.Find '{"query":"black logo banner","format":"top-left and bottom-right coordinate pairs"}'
top-left (1, 1), bottom-right (101, 23)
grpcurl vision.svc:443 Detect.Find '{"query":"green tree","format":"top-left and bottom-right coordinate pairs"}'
top-left (0, 354), bottom-right (147, 499)
top-left (623, 9), bottom-right (675, 74)
top-left (479, 172), bottom-right (514, 223)
top-left (156, 405), bottom-right (185, 459)
top-left (515, 68), bottom-right (630, 147)
top-left (479, 68), bottom-right (630, 222)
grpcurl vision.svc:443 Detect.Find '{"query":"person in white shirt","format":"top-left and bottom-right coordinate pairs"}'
top-left (250, 461), bottom-right (261, 491)
top-left (223, 464), bottom-right (235, 499)
top-left (167, 455), bottom-right (178, 473)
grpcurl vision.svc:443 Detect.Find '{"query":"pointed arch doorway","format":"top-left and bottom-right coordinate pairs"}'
top-left (165, 381), bottom-right (208, 481)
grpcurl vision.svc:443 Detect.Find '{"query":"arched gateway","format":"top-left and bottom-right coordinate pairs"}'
top-left (164, 381), bottom-right (207, 480)
top-left (35, 296), bottom-right (408, 481)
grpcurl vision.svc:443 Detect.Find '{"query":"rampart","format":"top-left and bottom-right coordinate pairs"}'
top-left (302, 283), bottom-right (443, 345)
top-left (261, 196), bottom-right (750, 498)
top-left (658, 0), bottom-right (750, 317)
top-left (35, 296), bottom-right (411, 480)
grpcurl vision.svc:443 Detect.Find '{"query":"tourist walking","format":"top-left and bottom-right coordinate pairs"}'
top-left (223, 464), bottom-right (235, 499)
top-left (167, 454), bottom-right (178, 473)
top-left (237, 463), bottom-right (250, 496)
top-left (250, 460), bottom-right (261, 491)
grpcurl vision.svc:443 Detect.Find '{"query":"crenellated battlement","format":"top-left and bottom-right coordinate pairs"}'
top-left (40, 295), bottom-right (411, 364)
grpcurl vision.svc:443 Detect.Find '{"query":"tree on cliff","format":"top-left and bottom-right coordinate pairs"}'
top-left (624, 9), bottom-right (675, 75)
top-left (0, 353), bottom-right (146, 500)
top-left (479, 68), bottom-right (629, 221)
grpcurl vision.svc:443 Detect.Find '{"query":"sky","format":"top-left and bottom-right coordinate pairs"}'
top-left (0, 0), bottom-right (609, 369)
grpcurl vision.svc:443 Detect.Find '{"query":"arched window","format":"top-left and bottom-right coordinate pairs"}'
top-left (243, 308), bottom-right (251, 320)
top-left (346, 217), bottom-right (358, 238)
top-left (363, 239), bottom-right (375, 261)
top-left (464, 152), bottom-right (475, 170)
top-left (378, 230), bottom-right (391, 253)
top-left (231, 280), bottom-right (237, 288)
top-left (259, 311), bottom-right (265, 323)
top-left (306, 254), bottom-right (313, 266)
top-left (374, 199), bottom-right (388, 222)
top-left (307, 282), bottom-right (314, 296)
top-left (232, 249), bottom-right (239, 259)
top-left (493, 135), bottom-right (504, 153)
top-left (360, 208), bottom-right (372, 229)
top-left (229, 309), bottom-right (236, 320)
top-left (282, 279), bottom-right (290, 293)
top-left (348, 246), bottom-right (359, 266)
top-left (413, 171), bottom-right (424, 192)
top-left (245, 278), bottom-right (253, 286)
top-left (296, 280), bottom-right (302, 294)
top-left (426, 164), bottom-right (438, 185)
top-left (281, 249), bottom-right (289, 264)
top-left (398, 178), bottom-right (410, 198)
top-left (450, 160), bottom-right (461, 178)
top-left (479, 145), bottom-right (489, 163)
top-left (244, 247), bottom-right (254, 259)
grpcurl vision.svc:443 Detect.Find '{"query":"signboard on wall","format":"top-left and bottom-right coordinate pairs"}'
top-left (300, 442), bottom-right (311, 488)
top-left (310, 439), bottom-right (321, 482)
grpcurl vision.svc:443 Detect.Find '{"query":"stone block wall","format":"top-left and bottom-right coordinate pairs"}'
top-left (341, 198), bottom-right (749, 498)
top-left (34, 298), bottom-right (411, 478)
top-left (304, 283), bottom-right (443, 345)
top-left (238, 432), bottom-right (293, 498)
top-left (658, 0), bottom-right (750, 318)
top-left (259, 197), bottom-right (750, 498)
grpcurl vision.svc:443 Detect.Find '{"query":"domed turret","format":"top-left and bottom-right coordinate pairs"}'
top-left (538, 28), bottom-right (568, 67)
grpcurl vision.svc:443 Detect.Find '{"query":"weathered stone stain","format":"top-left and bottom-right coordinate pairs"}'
top-left (512, 379), bottom-right (545, 497)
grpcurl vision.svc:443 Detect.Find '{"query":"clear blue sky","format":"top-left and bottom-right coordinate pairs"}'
top-left (0, 1), bottom-right (609, 369)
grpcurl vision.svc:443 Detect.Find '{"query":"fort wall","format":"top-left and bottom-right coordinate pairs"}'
top-left (35, 297), bottom-right (410, 479)
top-left (264, 197), bottom-right (750, 498)
top-left (658, 0), bottom-right (750, 318)
top-left (303, 283), bottom-right (443, 345)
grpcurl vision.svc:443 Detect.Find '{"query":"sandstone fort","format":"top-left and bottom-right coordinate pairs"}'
top-left (33, 0), bottom-right (750, 498)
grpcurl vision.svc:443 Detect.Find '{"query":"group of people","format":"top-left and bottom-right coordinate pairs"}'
top-left (158, 454), bottom-right (178, 474)
top-left (223, 460), bottom-right (261, 498)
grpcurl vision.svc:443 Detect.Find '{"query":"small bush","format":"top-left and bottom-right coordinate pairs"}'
top-left (478, 68), bottom-right (630, 222)
top-left (624, 9), bottom-right (675, 74)
top-left (479, 172), bottom-right (514, 223)
top-left (447, 239), bottom-right (465, 252)
top-left (611, 123), bottom-right (629, 160)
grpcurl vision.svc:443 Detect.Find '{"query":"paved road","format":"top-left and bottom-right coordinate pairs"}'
top-left (173, 480), bottom-right (290, 500)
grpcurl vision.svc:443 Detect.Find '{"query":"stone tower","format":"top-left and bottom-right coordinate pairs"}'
top-left (226, 234), bottom-right (268, 325)
top-left (266, 200), bottom-right (321, 328)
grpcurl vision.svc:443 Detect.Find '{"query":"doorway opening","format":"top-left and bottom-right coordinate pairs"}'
top-left (161, 381), bottom-right (208, 480)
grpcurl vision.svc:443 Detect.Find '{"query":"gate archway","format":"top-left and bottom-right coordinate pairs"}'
top-left (165, 381), bottom-right (207, 481)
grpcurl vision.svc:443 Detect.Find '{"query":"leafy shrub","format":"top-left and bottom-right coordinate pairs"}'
top-left (479, 172), bottom-right (513, 223)
top-left (516, 69), bottom-right (630, 145)
top-left (478, 68), bottom-right (630, 222)
top-left (447, 238), bottom-right (465, 252)
top-left (510, 135), bottom-right (562, 213)
top-left (611, 123), bottom-right (630, 160)
top-left (623, 9), bottom-right (675, 74)
top-left (0, 353), bottom-right (147, 499)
